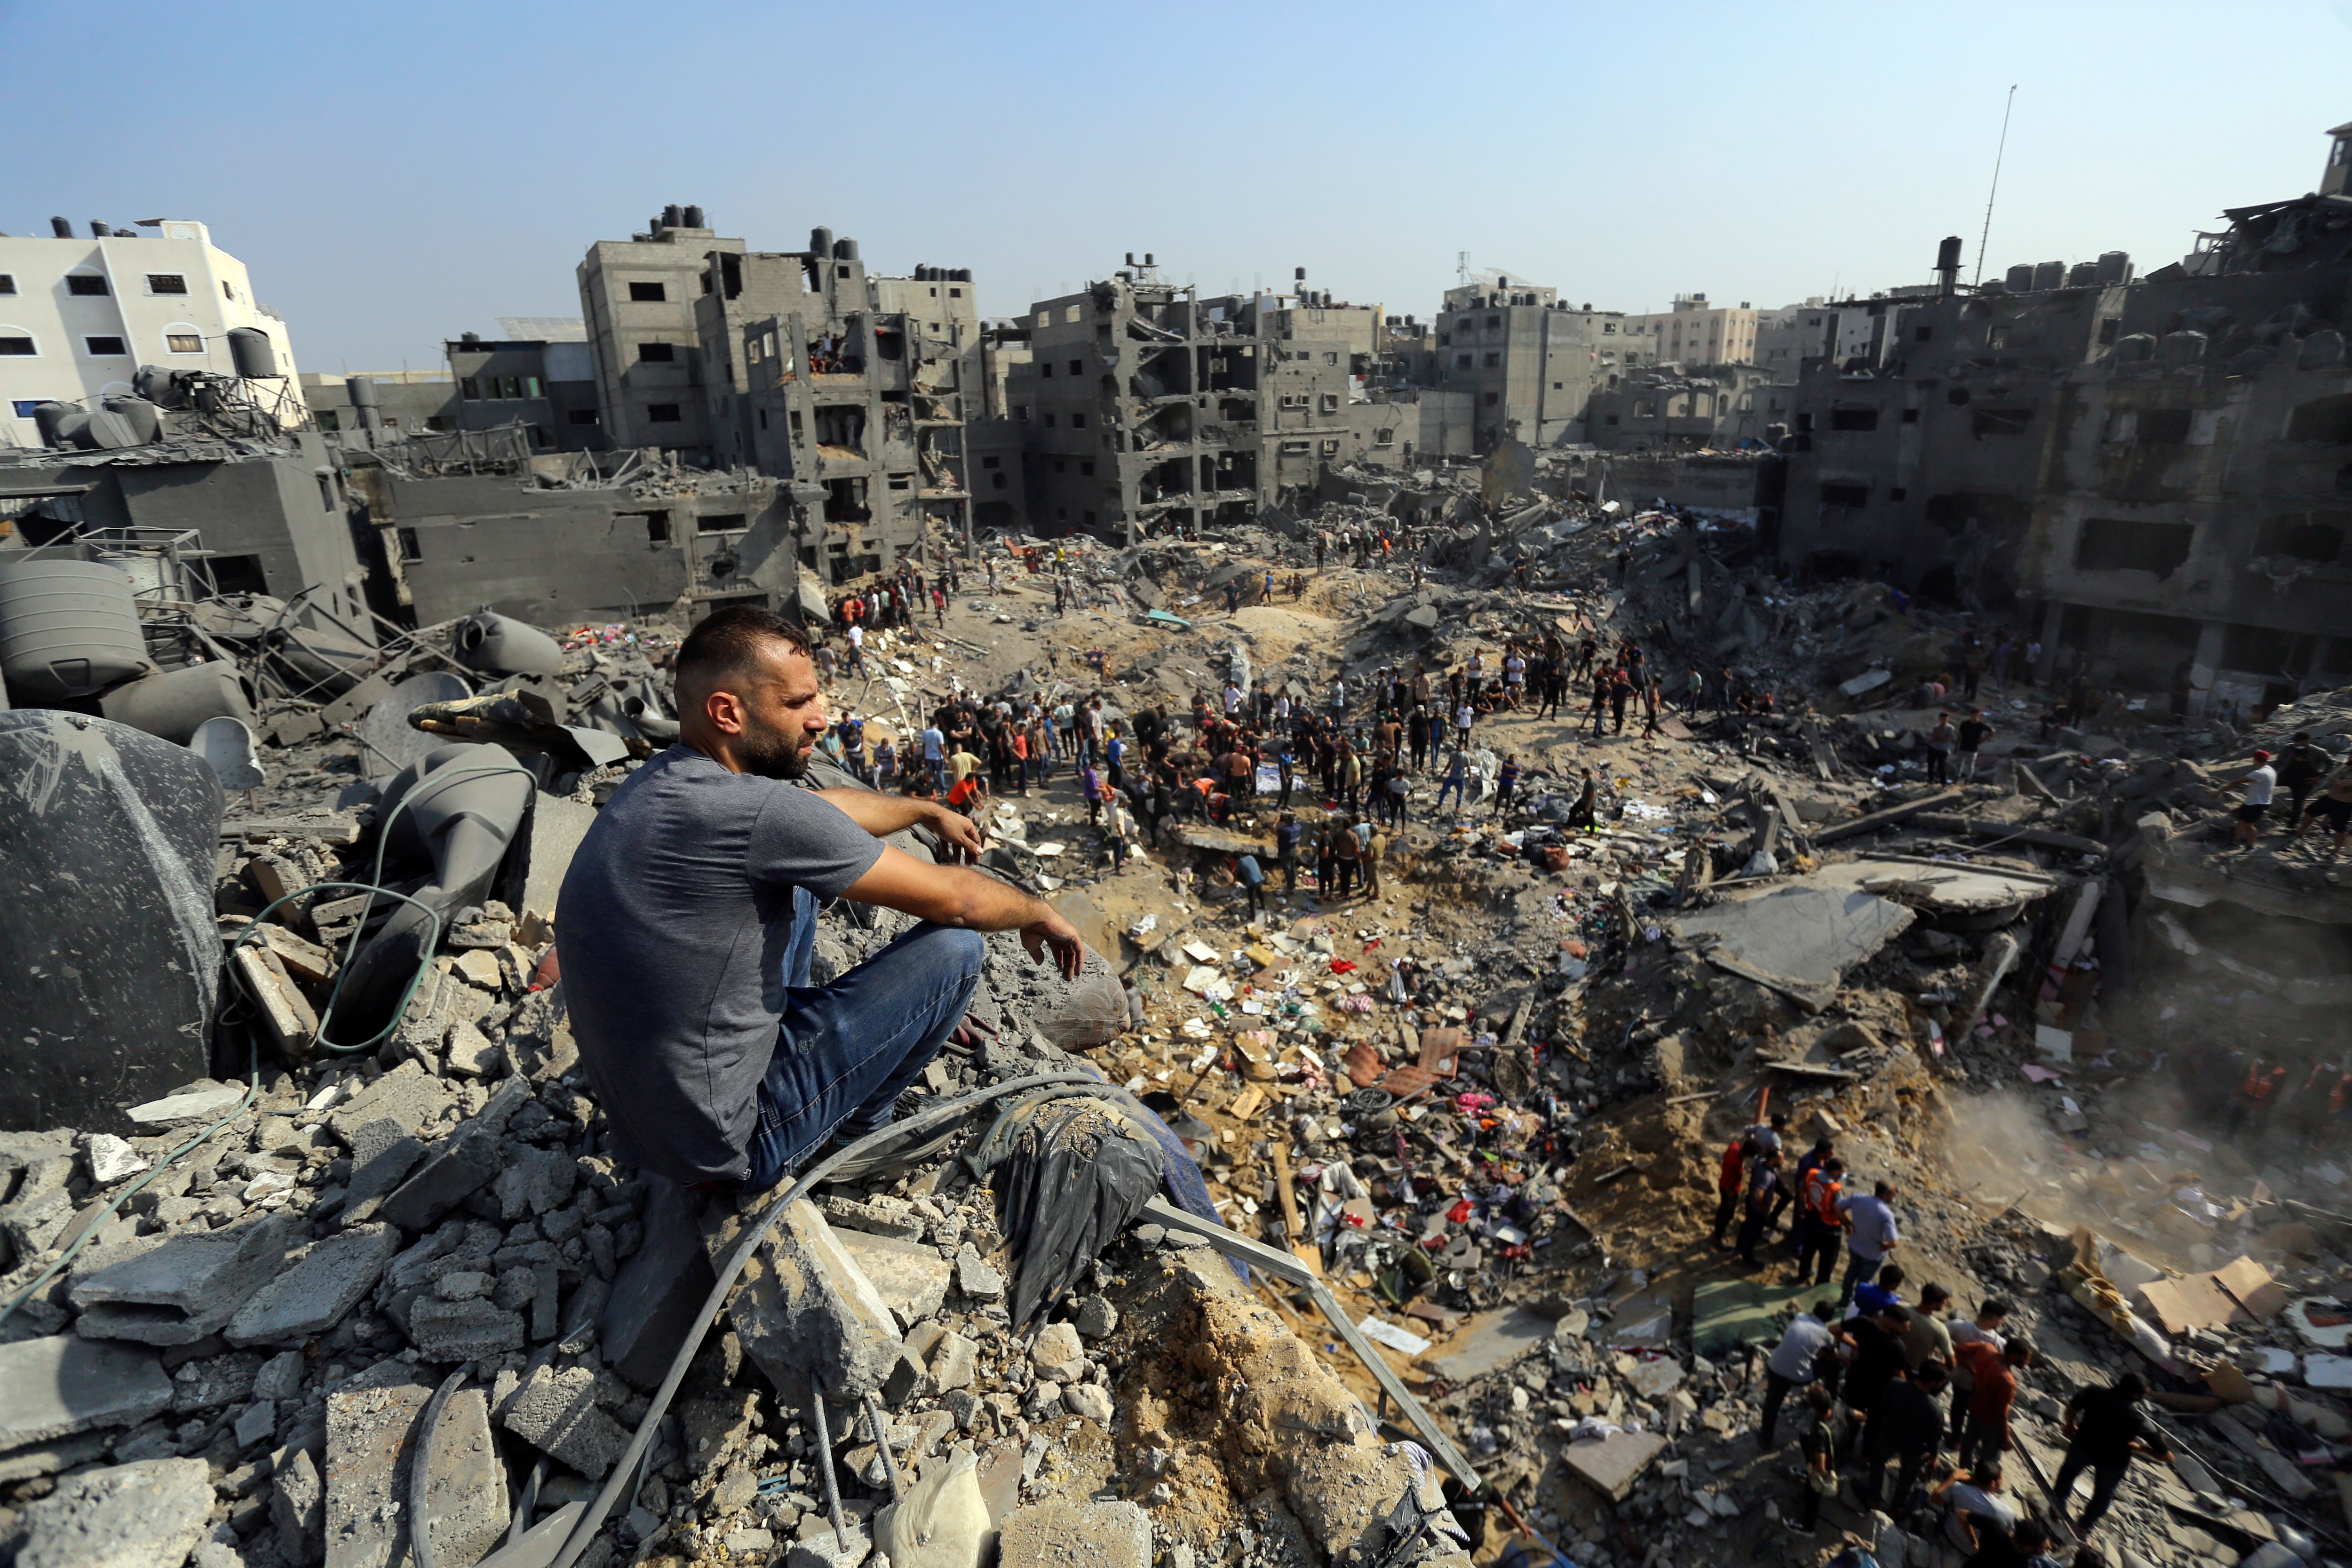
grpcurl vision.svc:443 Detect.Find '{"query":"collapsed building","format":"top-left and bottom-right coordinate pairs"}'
top-left (1779, 122), bottom-right (2352, 708)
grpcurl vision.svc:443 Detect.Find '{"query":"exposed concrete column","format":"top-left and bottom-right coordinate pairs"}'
top-left (2034, 600), bottom-right (2066, 684)
top-left (2184, 619), bottom-right (2226, 717)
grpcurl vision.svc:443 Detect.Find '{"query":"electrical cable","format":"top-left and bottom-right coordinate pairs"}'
top-left (0, 756), bottom-right (535, 1331)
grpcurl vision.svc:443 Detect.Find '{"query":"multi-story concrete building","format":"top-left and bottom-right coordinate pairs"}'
top-left (301, 370), bottom-right (457, 438)
top-left (2016, 167), bottom-right (2352, 708)
top-left (1777, 251), bottom-right (2131, 601)
top-left (577, 205), bottom-right (745, 461)
top-left (732, 233), bottom-right (976, 582)
top-left (1, 217), bottom-right (304, 449)
top-left (1584, 363), bottom-right (1789, 452)
top-left (446, 333), bottom-right (604, 451)
top-left (1621, 294), bottom-right (1759, 367)
top-left (1010, 270), bottom-right (1267, 542)
top-left (1433, 276), bottom-right (1625, 451)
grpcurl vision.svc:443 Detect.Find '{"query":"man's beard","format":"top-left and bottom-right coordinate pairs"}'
top-left (739, 715), bottom-right (814, 780)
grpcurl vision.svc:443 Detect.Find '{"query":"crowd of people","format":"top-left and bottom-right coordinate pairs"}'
top-left (1720, 1117), bottom-right (2169, 1561)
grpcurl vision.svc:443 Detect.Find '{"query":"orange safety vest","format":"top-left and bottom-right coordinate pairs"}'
top-left (2332, 1072), bottom-right (2351, 1117)
top-left (2246, 1063), bottom-right (2287, 1101)
top-left (1809, 1170), bottom-right (1844, 1227)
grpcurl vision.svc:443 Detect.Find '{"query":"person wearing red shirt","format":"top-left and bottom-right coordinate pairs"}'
top-left (1955, 1336), bottom-right (2036, 1478)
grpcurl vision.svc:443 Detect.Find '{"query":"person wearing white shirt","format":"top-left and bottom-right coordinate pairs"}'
top-left (2219, 750), bottom-right (2279, 851)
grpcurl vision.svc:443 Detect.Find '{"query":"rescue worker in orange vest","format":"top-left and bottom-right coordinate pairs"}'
top-left (1792, 1155), bottom-right (1845, 1287)
top-left (1711, 1132), bottom-right (1750, 1248)
top-left (2229, 1057), bottom-right (2289, 1137)
top-left (2331, 1069), bottom-right (2351, 1120)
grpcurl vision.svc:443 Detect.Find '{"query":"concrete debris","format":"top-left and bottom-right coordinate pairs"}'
top-left (0, 1336), bottom-right (174, 1448)
top-left (2, 1456), bottom-right (213, 1568)
top-left (9, 422), bottom-right (2352, 1568)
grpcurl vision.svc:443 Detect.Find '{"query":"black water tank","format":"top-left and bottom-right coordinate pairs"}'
top-left (954, 268), bottom-right (970, 283)
top-left (683, 204), bottom-right (705, 228)
top-left (833, 238), bottom-right (858, 261)
top-left (810, 226), bottom-right (834, 257)
top-left (663, 203), bottom-right (684, 228)
top-left (49, 216), bottom-right (72, 238)
top-left (0, 710), bottom-right (225, 1133)
top-left (90, 221), bottom-right (112, 238)
top-left (1935, 236), bottom-right (1963, 273)
top-left (101, 395), bottom-right (163, 444)
top-left (227, 327), bottom-right (277, 378)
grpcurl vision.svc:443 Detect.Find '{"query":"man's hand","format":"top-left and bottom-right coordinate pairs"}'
top-left (928, 804), bottom-right (985, 863)
top-left (1020, 908), bottom-right (1087, 980)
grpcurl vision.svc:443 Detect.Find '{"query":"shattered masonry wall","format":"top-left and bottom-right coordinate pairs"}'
top-left (1777, 283), bottom-right (2130, 599)
top-left (2020, 334), bottom-right (2352, 697)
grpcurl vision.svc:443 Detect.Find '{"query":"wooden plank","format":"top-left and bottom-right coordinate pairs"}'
top-left (1811, 788), bottom-right (1966, 844)
top-left (220, 815), bottom-right (364, 845)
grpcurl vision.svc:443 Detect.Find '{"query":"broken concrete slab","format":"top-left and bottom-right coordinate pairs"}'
top-left (326, 1063), bottom-right (454, 1146)
top-left (499, 1363), bottom-right (630, 1476)
top-left (0, 1334), bottom-right (174, 1447)
top-left (706, 1197), bottom-right (906, 1405)
top-left (1561, 1429), bottom-right (1669, 1501)
top-left (422, 1388), bottom-right (510, 1568)
top-left (599, 1175), bottom-right (715, 1391)
top-left (375, 1078), bottom-right (530, 1232)
top-left (997, 1499), bottom-right (1153, 1568)
top-left (5, 1456), bottom-right (212, 1568)
top-left (67, 1211), bottom-right (299, 1345)
top-left (408, 1296), bottom-right (526, 1361)
top-left (226, 1223), bottom-right (401, 1346)
top-left (126, 1084), bottom-right (246, 1128)
top-left (521, 791), bottom-right (598, 923)
top-left (273, 1446), bottom-right (325, 1566)
top-left (954, 1245), bottom-right (1004, 1304)
top-left (837, 1227), bottom-right (954, 1331)
top-left (323, 1374), bottom-right (430, 1568)
top-left (1423, 1305), bottom-right (1554, 1383)
top-left (336, 1118), bottom-right (425, 1225)
top-left (1669, 879), bottom-right (1916, 1013)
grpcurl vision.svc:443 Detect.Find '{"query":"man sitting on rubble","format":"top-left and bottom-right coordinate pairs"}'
top-left (559, 607), bottom-right (1086, 1195)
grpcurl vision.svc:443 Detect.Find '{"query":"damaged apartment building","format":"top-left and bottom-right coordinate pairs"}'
top-left (575, 206), bottom-right (977, 587)
top-left (1776, 121), bottom-right (2352, 709)
top-left (993, 261), bottom-right (1462, 541)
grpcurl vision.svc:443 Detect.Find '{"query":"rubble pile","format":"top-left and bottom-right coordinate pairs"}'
top-left (5, 475), bottom-right (2352, 1568)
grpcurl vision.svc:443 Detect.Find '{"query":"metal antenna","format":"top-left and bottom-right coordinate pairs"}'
top-left (1974, 85), bottom-right (2018, 287)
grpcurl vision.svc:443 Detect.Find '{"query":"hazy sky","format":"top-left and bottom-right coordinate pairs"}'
top-left (6, 1), bottom-right (2347, 372)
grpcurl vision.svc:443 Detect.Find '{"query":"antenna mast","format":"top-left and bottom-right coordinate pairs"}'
top-left (1974, 85), bottom-right (2018, 287)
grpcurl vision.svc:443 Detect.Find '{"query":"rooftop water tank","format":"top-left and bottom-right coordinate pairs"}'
top-left (2095, 251), bottom-right (2133, 286)
top-left (2031, 260), bottom-right (2066, 292)
top-left (683, 205), bottom-right (705, 228)
top-left (227, 327), bottom-right (277, 379)
top-left (810, 227), bottom-right (834, 257)
top-left (2066, 262), bottom-right (2098, 287)
top-left (833, 237), bottom-right (858, 261)
top-left (0, 557), bottom-right (154, 702)
top-left (2004, 264), bottom-right (2036, 292)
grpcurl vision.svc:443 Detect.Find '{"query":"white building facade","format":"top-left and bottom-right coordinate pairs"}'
top-left (0, 219), bottom-right (304, 448)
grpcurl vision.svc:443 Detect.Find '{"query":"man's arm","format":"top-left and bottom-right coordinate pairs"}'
top-left (840, 844), bottom-right (1084, 978)
top-left (816, 788), bottom-right (984, 861)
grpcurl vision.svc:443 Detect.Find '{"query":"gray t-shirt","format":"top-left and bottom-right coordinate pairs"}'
top-left (559, 746), bottom-right (884, 1185)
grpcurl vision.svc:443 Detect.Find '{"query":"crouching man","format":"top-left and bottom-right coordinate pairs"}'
top-left (559, 607), bottom-right (1085, 1193)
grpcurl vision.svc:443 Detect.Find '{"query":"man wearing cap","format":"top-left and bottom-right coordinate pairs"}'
top-left (2217, 750), bottom-right (2279, 851)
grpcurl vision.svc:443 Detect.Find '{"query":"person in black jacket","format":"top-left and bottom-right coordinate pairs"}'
top-left (2050, 1374), bottom-right (2170, 1542)
top-left (1864, 1358), bottom-right (1948, 1516)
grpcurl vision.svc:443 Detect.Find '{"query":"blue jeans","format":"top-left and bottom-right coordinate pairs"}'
top-left (741, 887), bottom-right (985, 1190)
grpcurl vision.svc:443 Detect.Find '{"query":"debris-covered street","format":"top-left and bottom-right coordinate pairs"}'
top-left (7, 447), bottom-right (2352, 1568)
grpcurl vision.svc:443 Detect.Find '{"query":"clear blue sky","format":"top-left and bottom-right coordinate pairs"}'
top-left (6, 0), bottom-right (2346, 372)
